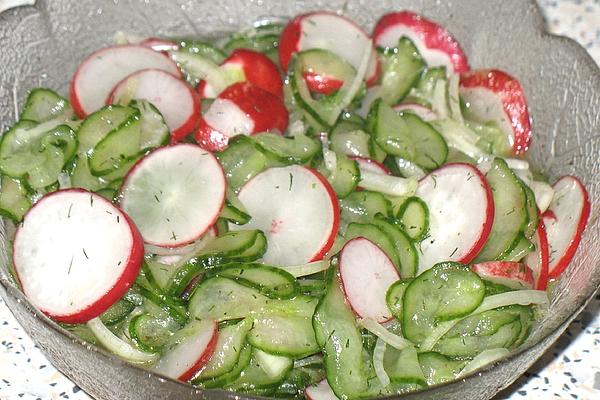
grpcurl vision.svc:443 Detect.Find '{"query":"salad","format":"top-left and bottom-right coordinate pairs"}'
top-left (0, 9), bottom-right (591, 399)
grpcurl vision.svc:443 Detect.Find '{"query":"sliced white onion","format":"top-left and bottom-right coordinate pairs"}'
top-left (359, 318), bottom-right (412, 350)
top-left (420, 290), bottom-right (548, 352)
top-left (358, 171), bottom-right (417, 197)
top-left (87, 317), bottom-right (158, 364)
top-left (457, 348), bottom-right (510, 378)
top-left (277, 260), bottom-right (330, 278)
top-left (373, 338), bottom-right (390, 387)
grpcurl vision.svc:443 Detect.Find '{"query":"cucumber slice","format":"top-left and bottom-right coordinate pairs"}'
top-left (402, 262), bottom-right (485, 345)
top-left (0, 120), bottom-right (77, 188)
top-left (386, 279), bottom-right (411, 321)
top-left (499, 234), bottom-right (535, 262)
top-left (400, 112), bottom-right (447, 170)
top-left (378, 37), bottom-right (426, 106)
top-left (193, 319), bottom-right (252, 381)
top-left (273, 364), bottom-right (326, 397)
top-left (68, 153), bottom-right (109, 192)
top-left (216, 135), bottom-right (268, 190)
top-left (372, 216), bottom-right (418, 278)
top-left (320, 152), bottom-right (360, 198)
top-left (397, 196), bottom-right (429, 242)
top-left (145, 258), bottom-right (177, 292)
top-left (384, 345), bottom-right (426, 386)
top-left (330, 124), bottom-right (373, 158)
top-left (504, 304), bottom-right (534, 347)
top-left (253, 133), bottom-right (320, 165)
top-left (99, 297), bottom-right (135, 325)
top-left (465, 119), bottom-right (512, 157)
top-left (196, 343), bottom-right (252, 388)
top-left (368, 99), bottom-right (416, 160)
top-left (313, 269), bottom-right (369, 398)
top-left (418, 352), bottom-right (466, 385)
top-left (177, 39), bottom-right (227, 64)
top-left (220, 189), bottom-right (252, 225)
top-left (405, 67), bottom-right (447, 107)
top-left (225, 348), bottom-right (293, 391)
top-left (289, 49), bottom-right (361, 128)
top-left (166, 230), bottom-right (267, 296)
top-left (77, 105), bottom-right (137, 154)
top-left (89, 112), bottom-right (141, 175)
top-left (475, 158), bottom-right (528, 262)
top-left (214, 264), bottom-right (297, 299)
top-left (339, 190), bottom-right (392, 226)
top-left (189, 276), bottom-right (318, 322)
top-left (170, 50), bottom-right (228, 88)
top-left (130, 99), bottom-right (170, 151)
top-left (345, 222), bottom-right (401, 269)
top-left (137, 286), bottom-right (188, 326)
top-left (0, 175), bottom-right (31, 222)
top-left (128, 312), bottom-right (178, 352)
top-left (522, 182), bottom-right (539, 240)
top-left (433, 319), bottom-right (521, 359)
top-left (247, 314), bottom-right (319, 358)
top-left (20, 88), bottom-right (73, 123)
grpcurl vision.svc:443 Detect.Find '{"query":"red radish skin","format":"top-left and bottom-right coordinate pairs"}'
top-left (373, 11), bottom-right (469, 73)
top-left (195, 82), bottom-right (288, 151)
top-left (279, 12), bottom-right (380, 87)
top-left (471, 261), bottom-right (535, 290)
top-left (13, 189), bottom-right (144, 324)
top-left (303, 71), bottom-right (344, 95)
top-left (415, 163), bottom-right (494, 273)
top-left (460, 69), bottom-right (532, 154)
top-left (153, 320), bottom-right (218, 382)
top-left (199, 49), bottom-right (283, 98)
top-left (119, 144), bottom-right (226, 248)
top-left (107, 68), bottom-right (201, 142)
top-left (525, 220), bottom-right (550, 290)
top-left (140, 38), bottom-right (179, 52)
top-left (545, 176), bottom-right (590, 279)
top-left (70, 45), bottom-right (182, 118)
top-left (305, 379), bottom-right (339, 400)
top-left (339, 237), bottom-right (400, 322)
top-left (233, 165), bottom-right (339, 265)
top-left (350, 156), bottom-right (392, 175)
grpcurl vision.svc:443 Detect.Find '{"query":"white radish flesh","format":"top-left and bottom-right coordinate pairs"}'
top-left (340, 237), bottom-right (400, 323)
top-left (416, 163), bottom-right (493, 273)
top-left (305, 379), bottom-right (339, 400)
top-left (153, 319), bottom-right (217, 381)
top-left (108, 69), bottom-right (199, 140)
top-left (233, 165), bottom-right (339, 265)
top-left (13, 189), bottom-right (143, 323)
top-left (70, 45), bottom-right (181, 117)
top-left (119, 144), bottom-right (226, 248)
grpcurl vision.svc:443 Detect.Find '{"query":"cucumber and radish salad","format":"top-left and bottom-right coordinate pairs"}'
top-left (1, 9), bottom-right (591, 399)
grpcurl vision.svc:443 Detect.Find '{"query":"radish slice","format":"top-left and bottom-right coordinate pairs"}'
top-left (394, 103), bottom-right (438, 121)
top-left (279, 12), bottom-right (380, 86)
top-left (470, 261), bottom-right (534, 290)
top-left (373, 11), bottom-right (469, 73)
top-left (304, 72), bottom-right (344, 95)
top-left (107, 69), bottom-right (200, 142)
top-left (140, 37), bottom-right (179, 52)
top-left (339, 237), bottom-right (400, 322)
top-left (145, 226), bottom-right (217, 257)
top-left (70, 45), bottom-right (181, 118)
top-left (459, 69), bottom-right (531, 155)
top-left (199, 49), bottom-right (283, 98)
top-left (233, 165), bottom-right (339, 265)
top-left (195, 81), bottom-right (288, 151)
top-left (13, 189), bottom-right (143, 324)
top-left (118, 144), bottom-right (226, 248)
top-left (350, 156), bottom-right (391, 176)
top-left (153, 319), bottom-right (218, 382)
top-left (544, 176), bottom-right (590, 279)
top-left (415, 163), bottom-right (494, 273)
top-left (524, 221), bottom-right (550, 290)
top-left (305, 379), bottom-right (339, 400)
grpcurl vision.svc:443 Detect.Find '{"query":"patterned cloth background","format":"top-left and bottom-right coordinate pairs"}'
top-left (1, 0), bottom-right (600, 399)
